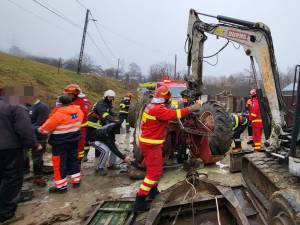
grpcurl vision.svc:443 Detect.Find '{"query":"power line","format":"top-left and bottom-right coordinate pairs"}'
top-left (87, 33), bottom-right (113, 65)
top-left (75, 0), bottom-right (88, 10)
top-left (89, 12), bottom-right (117, 60)
top-left (6, 0), bottom-right (67, 32)
top-left (32, 0), bottom-right (82, 29)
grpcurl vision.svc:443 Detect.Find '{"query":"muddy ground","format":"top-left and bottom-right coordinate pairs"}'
top-left (11, 128), bottom-right (246, 225)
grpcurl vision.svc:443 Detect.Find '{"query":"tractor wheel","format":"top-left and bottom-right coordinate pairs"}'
top-left (132, 96), bottom-right (150, 162)
top-left (194, 101), bottom-right (233, 155)
top-left (268, 192), bottom-right (300, 225)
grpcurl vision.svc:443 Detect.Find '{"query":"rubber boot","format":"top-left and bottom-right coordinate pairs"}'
top-left (48, 186), bottom-right (67, 194)
top-left (33, 175), bottom-right (47, 187)
top-left (148, 186), bottom-right (160, 201)
top-left (133, 195), bottom-right (150, 213)
top-left (232, 141), bottom-right (242, 153)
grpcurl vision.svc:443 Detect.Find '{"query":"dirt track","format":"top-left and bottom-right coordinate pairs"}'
top-left (12, 129), bottom-right (244, 225)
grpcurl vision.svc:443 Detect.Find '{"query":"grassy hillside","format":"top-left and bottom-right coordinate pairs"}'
top-left (0, 52), bottom-right (132, 106)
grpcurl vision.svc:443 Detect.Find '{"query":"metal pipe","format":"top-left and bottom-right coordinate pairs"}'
top-left (271, 152), bottom-right (285, 159)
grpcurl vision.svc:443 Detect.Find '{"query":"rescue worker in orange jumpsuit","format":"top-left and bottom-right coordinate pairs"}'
top-left (133, 85), bottom-right (202, 213)
top-left (38, 96), bottom-right (83, 193)
top-left (64, 84), bottom-right (91, 164)
top-left (245, 98), bottom-right (254, 145)
top-left (249, 89), bottom-right (263, 151)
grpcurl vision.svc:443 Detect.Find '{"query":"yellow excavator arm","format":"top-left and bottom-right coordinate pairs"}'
top-left (186, 9), bottom-right (286, 152)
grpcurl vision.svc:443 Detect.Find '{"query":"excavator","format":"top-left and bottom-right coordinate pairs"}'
top-left (83, 10), bottom-right (300, 225)
top-left (184, 9), bottom-right (300, 225)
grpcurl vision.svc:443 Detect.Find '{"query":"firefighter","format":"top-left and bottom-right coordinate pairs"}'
top-left (119, 93), bottom-right (132, 133)
top-left (249, 89), bottom-right (263, 151)
top-left (133, 85), bottom-right (202, 213)
top-left (64, 84), bottom-right (91, 164)
top-left (0, 96), bottom-right (40, 223)
top-left (88, 122), bottom-right (132, 175)
top-left (85, 90), bottom-right (116, 162)
top-left (245, 98), bottom-right (254, 145)
top-left (38, 96), bottom-right (83, 193)
top-left (231, 113), bottom-right (248, 152)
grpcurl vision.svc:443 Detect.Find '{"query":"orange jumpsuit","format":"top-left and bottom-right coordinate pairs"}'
top-left (137, 103), bottom-right (189, 196)
top-left (73, 96), bottom-right (91, 160)
top-left (39, 105), bottom-right (83, 188)
top-left (249, 97), bottom-right (263, 151)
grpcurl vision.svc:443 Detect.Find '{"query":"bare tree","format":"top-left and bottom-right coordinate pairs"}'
top-left (148, 61), bottom-right (174, 81)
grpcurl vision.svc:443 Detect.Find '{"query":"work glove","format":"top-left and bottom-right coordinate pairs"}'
top-left (187, 100), bottom-right (203, 112)
top-left (124, 155), bottom-right (133, 165)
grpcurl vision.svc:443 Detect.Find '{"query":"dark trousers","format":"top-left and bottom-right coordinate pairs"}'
top-left (247, 122), bottom-right (253, 139)
top-left (233, 124), bottom-right (247, 148)
top-left (52, 141), bottom-right (80, 188)
top-left (0, 149), bottom-right (23, 219)
top-left (119, 113), bottom-right (129, 132)
top-left (23, 143), bottom-right (46, 175)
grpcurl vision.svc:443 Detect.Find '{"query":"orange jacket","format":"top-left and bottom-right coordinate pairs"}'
top-left (139, 103), bottom-right (189, 145)
top-left (39, 105), bottom-right (83, 135)
top-left (249, 97), bottom-right (262, 128)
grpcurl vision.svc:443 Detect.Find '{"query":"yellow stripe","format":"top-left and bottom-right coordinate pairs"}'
top-left (140, 184), bottom-right (151, 191)
top-left (251, 113), bottom-right (257, 117)
top-left (119, 111), bottom-right (128, 113)
top-left (233, 114), bottom-right (239, 130)
top-left (142, 112), bottom-right (156, 122)
top-left (252, 119), bottom-right (262, 123)
top-left (81, 122), bottom-right (88, 127)
top-left (139, 136), bottom-right (164, 144)
top-left (161, 90), bottom-right (169, 95)
top-left (102, 112), bottom-right (109, 118)
top-left (144, 177), bottom-right (157, 185)
top-left (176, 109), bottom-right (182, 119)
top-left (87, 121), bottom-right (102, 129)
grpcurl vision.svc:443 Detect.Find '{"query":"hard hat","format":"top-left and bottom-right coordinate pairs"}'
top-left (126, 92), bottom-right (133, 98)
top-left (64, 84), bottom-right (81, 95)
top-left (154, 85), bottom-right (171, 100)
top-left (250, 89), bottom-right (256, 97)
top-left (104, 90), bottom-right (116, 98)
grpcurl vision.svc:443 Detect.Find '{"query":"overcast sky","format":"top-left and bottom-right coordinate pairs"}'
top-left (1, 0), bottom-right (300, 77)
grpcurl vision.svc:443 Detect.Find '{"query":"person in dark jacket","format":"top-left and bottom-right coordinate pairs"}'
top-left (24, 99), bottom-right (50, 187)
top-left (84, 90), bottom-right (116, 161)
top-left (88, 122), bottom-right (131, 175)
top-left (0, 98), bottom-right (40, 223)
top-left (119, 93), bottom-right (132, 133)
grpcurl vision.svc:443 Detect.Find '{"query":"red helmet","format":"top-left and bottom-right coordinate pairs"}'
top-left (154, 85), bottom-right (171, 99)
top-left (250, 89), bottom-right (256, 97)
top-left (126, 92), bottom-right (133, 98)
top-left (64, 84), bottom-right (81, 95)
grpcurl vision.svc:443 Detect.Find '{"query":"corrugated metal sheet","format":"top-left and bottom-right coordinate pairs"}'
top-left (87, 201), bottom-right (133, 225)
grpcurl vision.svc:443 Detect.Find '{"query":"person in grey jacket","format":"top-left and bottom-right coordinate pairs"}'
top-left (0, 97), bottom-right (40, 223)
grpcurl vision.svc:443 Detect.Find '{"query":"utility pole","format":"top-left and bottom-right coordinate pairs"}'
top-left (174, 54), bottom-right (177, 79)
top-left (116, 58), bottom-right (120, 79)
top-left (57, 57), bottom-right (62, 74)
top-left (77, 9), bottom-right (90, 74)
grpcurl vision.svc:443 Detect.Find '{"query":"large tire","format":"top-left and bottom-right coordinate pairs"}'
top-left (268, 191), bottom-right (300, 225)
top-left (132, 96), bottom-right (150, 162)
top-left (128, 95), bottom-right (151, 128)
top-left (194, 101), bottom-right (233, 155)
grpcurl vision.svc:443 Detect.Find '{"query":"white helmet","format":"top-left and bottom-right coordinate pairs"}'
top-left (104, 90), bottom-right (116, 98)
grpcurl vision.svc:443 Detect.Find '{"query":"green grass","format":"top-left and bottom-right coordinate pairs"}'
top-left (0, 52), bottom-right (132, 106)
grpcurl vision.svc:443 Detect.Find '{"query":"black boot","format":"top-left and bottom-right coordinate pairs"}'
top-left (48, 186), bottom-right (67, 194)
top-left (133, 196), bottom-right (150, 213)
top-left (148, 186), bottom-right (160, 201)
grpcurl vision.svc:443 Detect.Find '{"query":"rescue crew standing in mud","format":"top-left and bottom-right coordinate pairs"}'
top-left (64, 84), bottom-right (91, 164)
top-left (119, 93), bottom-right (132, 133)
top-left (85, 90), bottom-right (116, 162)
top-left (249, 89), bottom-right (263, 151)
top-left (133, 85), bottom-right (203, 213)
top-left (38, 96), bottom-right (83, 193)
